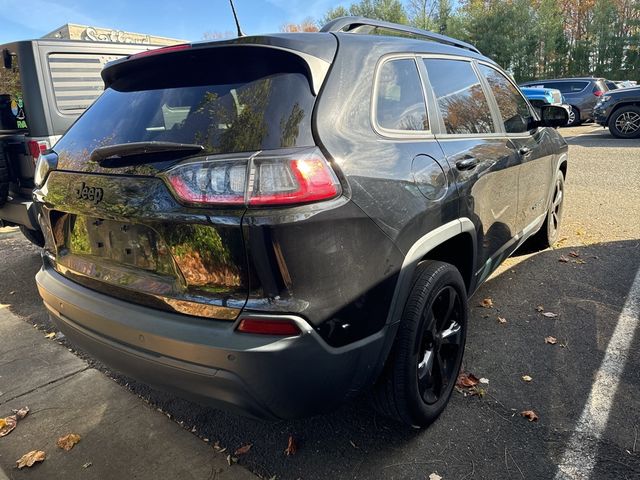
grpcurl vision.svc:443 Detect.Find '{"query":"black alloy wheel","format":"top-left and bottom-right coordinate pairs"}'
top-left (372, 261), bottom-right (468, 428)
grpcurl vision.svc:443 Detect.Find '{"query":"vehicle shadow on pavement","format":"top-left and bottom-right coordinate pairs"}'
top-left (568, 130), bottom-right (640, 148)
top-left (1, 234), bottom-right (638, 480)
top-left (124, 239), bottom-right (640, 480)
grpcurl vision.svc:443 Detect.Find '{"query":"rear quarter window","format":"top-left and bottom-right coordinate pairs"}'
top-left (374, 57), bottom-right (429, 132)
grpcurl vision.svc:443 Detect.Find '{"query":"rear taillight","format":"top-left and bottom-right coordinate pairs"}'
top-left (593, 88), bottom-right (604, 97)
top-left (165, 148), bottom-right (340, 207)
top-left (27, 140), bottom-right (49, 161)
top-left (236, 317), bottom-right (301, 336)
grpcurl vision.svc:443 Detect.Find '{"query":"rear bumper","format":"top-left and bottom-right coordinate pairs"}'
top-left (36, 262), bottom-right (387, 420)
top-left (0, 195), bottom-right (39, 230)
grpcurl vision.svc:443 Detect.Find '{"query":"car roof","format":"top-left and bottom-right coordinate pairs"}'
top-left (523, 77), bottom-right (604, 83)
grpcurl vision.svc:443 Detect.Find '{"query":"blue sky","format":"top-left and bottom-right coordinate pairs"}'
top-left (0, 0), bottom-right (347, 44)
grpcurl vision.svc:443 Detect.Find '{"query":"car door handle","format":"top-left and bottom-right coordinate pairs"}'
top-left (519, 146), bottom-right (532, 157)
top-left (455, 157), bottom-right (478, 170)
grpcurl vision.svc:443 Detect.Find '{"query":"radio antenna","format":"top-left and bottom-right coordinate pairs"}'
top-left (229, 0), bottom-right (245, 37)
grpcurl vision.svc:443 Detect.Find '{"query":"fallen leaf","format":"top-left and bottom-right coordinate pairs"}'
top-left (497, 316), bottom-right (507, 324)
top-left (284, 435), bottom-right (297, 456)
top-left (480, 298), bottom-right (493, 308)
top-left (545, 336), bottom-right (557, 345)
top-left (535, 305), bottom-right (544, 312)
top-left (542, 312), bottom-right (558, 318)
top-left (558, 256), bottom-right (569, 263)
top-left (234, 444), bottom-right (252, 456)
top-left (44, 332), bottom-right (56, 339)
top-left (226, 454), bottom-right (238, 465)
top-left (82, 462), bottom-right (92, 469)
top-left (12, 406), bottom-right (29, 419)
top-left (57, 433), bottom-right (81, 451)
top-left (573, 259), bottom-right (586, 264)
top-left (479, 377), bottom-right (490, 384)
top-left (522, 375), bottom-right (532, 382)
top-left (456, 372), bottom-right (480, 388)
top-left (569, 251), bottom-right (580, 258)
top-left (429, 473), bottom-right (443, 480)
top-left (9, 291), bottom-right (15, 295)
top-left (521, 410), bottom-right (539, 422)
top-left (0, 415), bottom-right (17, 437)
top-left (16, 450), bottom-right (45, 469)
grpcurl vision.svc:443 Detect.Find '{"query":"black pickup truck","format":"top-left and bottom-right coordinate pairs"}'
top-left (0, 39), bottom-right (149, 244)
top-left (593, 86), bottom-right (640, 138)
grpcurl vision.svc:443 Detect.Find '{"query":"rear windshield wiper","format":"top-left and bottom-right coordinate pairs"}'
top-left (91, 142), bottom-right (204, 167)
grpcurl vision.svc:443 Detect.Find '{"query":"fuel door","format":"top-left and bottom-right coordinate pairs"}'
top-left (411, 154), bottom-right (448, 201)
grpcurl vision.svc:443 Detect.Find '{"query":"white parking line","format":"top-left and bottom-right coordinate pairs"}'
top-left (555, 267), bottom-right (640, 480)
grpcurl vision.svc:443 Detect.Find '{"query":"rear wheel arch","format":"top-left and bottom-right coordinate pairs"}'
top-left (370, 219), bottom-right (476, 387)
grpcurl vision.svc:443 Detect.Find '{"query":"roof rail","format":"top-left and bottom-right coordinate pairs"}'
top-left (320, 16), bottom-right (481, 54)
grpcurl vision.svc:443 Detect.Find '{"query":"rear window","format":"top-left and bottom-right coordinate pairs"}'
top-left (529, 81), bottom-right (588, 94)
top-left (54, 48), bottom-right (316, 162)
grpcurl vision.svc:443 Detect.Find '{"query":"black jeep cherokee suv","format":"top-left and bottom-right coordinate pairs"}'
top-left (33, 17), bottom-right (568, 427)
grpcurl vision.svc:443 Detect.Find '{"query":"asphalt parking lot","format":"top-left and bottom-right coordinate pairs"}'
top-left (1, 124), bottom-right (638, 480)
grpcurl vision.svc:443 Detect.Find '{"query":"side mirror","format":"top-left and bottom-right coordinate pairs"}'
top-left (539, 105), bottom-right (569, 128)
top-left (2, 49), bottom-right (12, 69)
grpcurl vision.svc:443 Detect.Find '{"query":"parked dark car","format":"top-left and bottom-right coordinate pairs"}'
top-left (594, 86), bottom-right (640, 138)
top-left (0, 39), bottom-right (150, 246)
top-left (520, 77), bottom-right (608, 126)
top-left (33, 17), bottom-right (568, 427)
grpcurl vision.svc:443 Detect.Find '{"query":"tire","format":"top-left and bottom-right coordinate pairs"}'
top-left (607, 105), bottom-right (640, 139)
top-left (0, 155), bottom-right (8, 207)
top-left (372, 261), bottom-right (468, 428)
top-left (19, 225), bottom-right (45, 247)
top-left (565, 106), bottom-right (581, 127)
top-left (528, 170), bottom-right (565, 250)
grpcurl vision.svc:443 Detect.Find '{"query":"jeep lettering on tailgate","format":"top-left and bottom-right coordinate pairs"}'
top-left (75, 182), bottom-right (104, 204)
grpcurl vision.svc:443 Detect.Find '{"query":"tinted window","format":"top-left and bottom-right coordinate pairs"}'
top-left (375, 58), bottom-right (428, 131)
top-left (528, 81), bottom-right (588, 94)
top-left (423, 58), bottom-right (495, 135)
top-left (479, 65), bottom-right (534, 134)
top-left (55, 51), bottom-right (316, 163)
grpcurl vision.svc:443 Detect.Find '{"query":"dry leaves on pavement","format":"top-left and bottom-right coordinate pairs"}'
top-left (535, 305), bottom-right (544, 312)
top-left (44, 332), bottom-right (56, 339)
top-left (284, 435), bottom-right (297, 456)
top-left (234, 444), bottom-right (252, 456)
top-left (429, 473), bottom-right (443, 480)
top-left (545, 336), bottom-right (558, 345)
top-left (16, 450), bottom-right (45, 469)
top-left (521, 410), bottom-right (539, 422)
top-left (0, 406), bottom-right (29, 437)
top-left (521, 375), bottom-right (533, 382)
top-left (456, 372), bottom-right (479, 388)
top-left (480, 298), bottom-right (493, 308)
top-left (558, 256), bottom-right (569, 263)
top-left (541, 311), bottom-right (558, 318)
top-left (497, 316), bottom-right (507, 324)
top-left (57, 433), bottom-right (81, 451)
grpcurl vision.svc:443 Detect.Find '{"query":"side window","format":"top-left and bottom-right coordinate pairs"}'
top-left (478, 64), bottom-right (535, 134)
top-left (423, 58), bottom-right (495, 135)
top-left (375, 58), bottom-right (429, 132)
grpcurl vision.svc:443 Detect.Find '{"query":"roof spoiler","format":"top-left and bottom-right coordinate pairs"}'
top-left (321, 16), bottom-right (480, 54)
